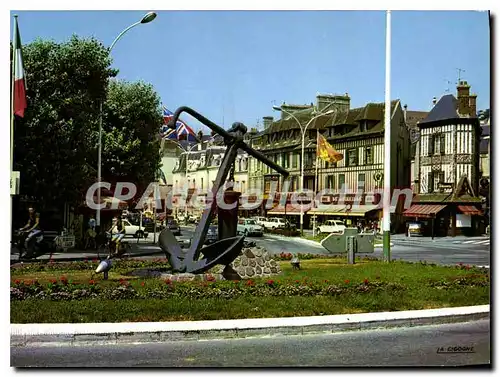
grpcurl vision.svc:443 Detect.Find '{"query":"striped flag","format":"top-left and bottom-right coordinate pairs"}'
top-left (12, 16), bottom-right (27, 118)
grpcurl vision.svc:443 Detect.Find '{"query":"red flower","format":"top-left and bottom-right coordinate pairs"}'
top-left (363, 278), bottom-right (369, 284)
top-left (344, 280), bottom-right (350, 284)
top-left (164, 279), bottom-right (172, 285)
top-left (89, 280), bottom-right (95, 285)
top-left (246, 280), bottom-right (255, 286)
top-left (140, 282), bottom-right (145, 287)
top-left (49, 279), bottom-right (57, 284)
top-left (266, 280), bottom-right (275, 286)
top-left (206, 274), bottom-right (216, 282)
top-left (459, 262), bottom-right (463, 266)
top-left (14, 280), bottom-right (20, 285)
top-left (465, 265), bottom-right (471, 270)
top-left (324, 280), bottom-right (329, 283)
top-left (295, 280), bottom-right (300, 284)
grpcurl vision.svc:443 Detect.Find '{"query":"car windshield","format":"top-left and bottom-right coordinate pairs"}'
top-left (246, 220), bottom-right (256, 225)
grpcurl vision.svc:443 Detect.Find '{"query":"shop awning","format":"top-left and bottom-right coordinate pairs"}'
top-left (267, 203), bottom-right (310, 215)
top-left (309, 205), bottom-right (346, 216)
top-left (457, 205), bottom-right (482, 216)
top-left (343, 205), bottom-right (381, 217)
top-left (403, 204), bottom-right (447, 218)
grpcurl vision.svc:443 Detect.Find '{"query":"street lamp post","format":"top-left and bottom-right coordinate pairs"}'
top-left (272, 104), bottom-right (335, 235)
top-left (96, 11), bottom-right (157, 231)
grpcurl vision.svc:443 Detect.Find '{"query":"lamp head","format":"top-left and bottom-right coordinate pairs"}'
top-left (141, 12), bottom-right (157, 24)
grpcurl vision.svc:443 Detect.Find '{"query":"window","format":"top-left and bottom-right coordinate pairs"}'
top-left (428, 135), bottom-right (434, 156)
top-left (427, 172), bottom-right (434, 193)
top-left (360, 121), bottom-right (367, 132)
top-left (440, 134), bottom-right (446, 155)
top-left (201, 177), bottom-right (204, 190)
top-left (192, 179), bottom-right (196, 189)
top-left (347, 148), bottom-right (358, 166)
top-left (365, 147), bottom-right (373, 165)
top-left (242, 180), bottom-right (246, 193)
top-left (339, 174), bottom-right (346, 190)
top-left (358, 173), bottom-right (365, 190)
top-left (327, 175), bottom-right (336, 190)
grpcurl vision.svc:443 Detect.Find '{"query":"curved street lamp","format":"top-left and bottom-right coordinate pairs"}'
top-left (272, 103), bottom-right (336, 235)
top-left (96, 12), bottom-right (157, 229)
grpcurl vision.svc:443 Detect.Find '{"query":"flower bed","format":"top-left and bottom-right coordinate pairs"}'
top-left (10, 276), bottom-right (406, 301)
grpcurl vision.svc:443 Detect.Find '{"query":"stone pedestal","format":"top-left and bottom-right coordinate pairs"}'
top-left (218, 189), bottom-right (242, 241)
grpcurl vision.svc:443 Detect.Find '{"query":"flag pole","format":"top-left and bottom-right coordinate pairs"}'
top-left (313, 129), bottom-right (319, 237)
top-left (383, 10), bottom-right (392, 262)
top-left (11, 15), bottom-right (17, 175)
top-left (10, 15), bottom-right (18, 240)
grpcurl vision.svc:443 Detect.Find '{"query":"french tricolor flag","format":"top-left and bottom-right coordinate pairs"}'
top-left (12, 16), bottom-right (27, 118)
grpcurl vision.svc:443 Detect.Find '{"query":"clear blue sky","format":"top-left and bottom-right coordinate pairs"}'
top-left (10, 10), bottom-right (490, 133)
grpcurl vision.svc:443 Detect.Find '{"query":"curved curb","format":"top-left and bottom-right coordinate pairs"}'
top-left (11, 305), bottom-right (489, 347)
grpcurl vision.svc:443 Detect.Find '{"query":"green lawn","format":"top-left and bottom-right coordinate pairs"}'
top-left (10, 258), bottom-right (490, 323)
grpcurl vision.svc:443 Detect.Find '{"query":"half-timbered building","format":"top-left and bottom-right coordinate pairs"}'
top-left (403, 81), bottom-right (484, 236)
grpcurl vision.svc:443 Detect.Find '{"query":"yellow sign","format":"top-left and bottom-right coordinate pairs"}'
top-left (317, 133), bottom-right (343, 163)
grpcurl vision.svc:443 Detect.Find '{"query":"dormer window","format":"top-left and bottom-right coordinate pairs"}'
top-left (360, 121), bottom-right (367, 132)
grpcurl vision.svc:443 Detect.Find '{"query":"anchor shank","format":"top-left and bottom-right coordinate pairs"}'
top-left (188, 143), bottom-right (240, 261)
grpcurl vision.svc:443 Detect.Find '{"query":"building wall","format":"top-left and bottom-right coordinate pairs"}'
top-left (418, 123), bottom-right (478, 194)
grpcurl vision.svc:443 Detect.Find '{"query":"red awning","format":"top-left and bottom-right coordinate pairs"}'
top-left (267, 203), bottom-right (311, 215)
top-left (457, 205), bottom-right (482, 216)
top-left (403, 204), bottom-right (447, 218)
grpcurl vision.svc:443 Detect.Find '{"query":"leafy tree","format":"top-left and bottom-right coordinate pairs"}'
top-left (478, 108), bottom-right (490, 121)
top-left (101, 79), bottom-right (163, 194)
top-left (12, 35), bottom-right (163, 213)
top-left (12, 36), bottom-right (115, 210)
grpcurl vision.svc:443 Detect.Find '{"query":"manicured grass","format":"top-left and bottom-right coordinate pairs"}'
top-left (10, 259), bottom-right (490, 324)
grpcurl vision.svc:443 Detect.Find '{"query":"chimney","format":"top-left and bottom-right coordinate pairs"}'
top-left (263, 116), bottom-right (274, 129)
top-left (457, 81), bottom-right (471, 116)
top-left (403, 104), bottom-right (408, 123)
top-left (469, 94), bottom-right (477, 117)
top-left (316, 93), bottom-right (350, 112)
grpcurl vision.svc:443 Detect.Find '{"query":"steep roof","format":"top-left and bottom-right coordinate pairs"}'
top-left (406, 110), bottom-right (428, 129)
top-left (419, 94), bottom-right (461, 124)
top-left (327, 100), bottom-right (400, 140)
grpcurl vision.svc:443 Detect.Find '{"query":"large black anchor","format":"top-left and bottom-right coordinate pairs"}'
top-left (159, 106), bottom-right (289, 276)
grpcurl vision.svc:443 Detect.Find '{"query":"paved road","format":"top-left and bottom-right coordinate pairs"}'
top-left (11, 320), bottom-right (490, 367)
top-left (10, 226), bottom-right (490, 267)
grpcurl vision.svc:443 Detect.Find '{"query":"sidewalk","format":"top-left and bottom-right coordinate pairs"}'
top-left (11, 305), bottom-right (489, 347)
top-left (10, 241), bottom-right (164, 263)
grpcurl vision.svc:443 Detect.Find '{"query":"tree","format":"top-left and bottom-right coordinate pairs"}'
top-left (13, 36), bottom-right (115, 209)
top-left (478, 108), bottom-right (490, 121)
top-left (101, 80), bottom-right (162, 196)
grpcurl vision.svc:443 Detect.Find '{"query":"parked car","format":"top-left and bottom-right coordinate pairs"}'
top-left (237, 218), bottom-right (264, 236)
top-left (204, 225), bottom-right (218, 245)
top-left (316, 220), bottom-right (346, 234)
top-left (112, 219), bottom-right (148, 239)
top-left (407, 222), bottom-right (423, 237)
top-left (261, 217), bottom-right (288, 230)
top-left (254, 217), bottom-right (267, 228)
top-left (166, 220), bottom-right (181, 236)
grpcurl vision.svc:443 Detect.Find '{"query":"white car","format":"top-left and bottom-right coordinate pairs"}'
top-left (317, 220), bottom-right (346, 234)
top-left (237, 218), bottom-right (263, 236)
top-left (253, 217), bottom-right (268, 227)
top-left (262, 217), bottom-right (288, 230)
top-left (112, 219), bottom-right (148, 239)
